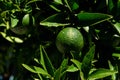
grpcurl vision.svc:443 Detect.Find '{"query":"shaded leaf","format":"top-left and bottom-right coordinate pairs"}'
top-left (117, 0), bottom-right (120, 16)
top-left (77, 13), bottom-right (113, 26)
top-left (107, 0), bottom-right (114, 12)
top-left (54, 59), bottom-right (68, 80)
top-left (40, 45), bottom-right (55, 76)
top-left (10, 26), bottom-right (28, 35)
top-left (54, 58), bottom-right (68, 80)
top-left (54, 68), bottom-right (61, 80)
top-left (81, 45), bottom-right (95, 78)
top-left (88, 68), bottom-right (117, 80)
top-left (65, 0), bottom-right (79, 11)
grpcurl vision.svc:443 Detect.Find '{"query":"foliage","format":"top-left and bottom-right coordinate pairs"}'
top-left (0, 0), bottom-right (120, 80)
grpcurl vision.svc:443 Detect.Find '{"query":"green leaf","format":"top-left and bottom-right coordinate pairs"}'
top-left (77, 13), bottom-right (113, 26)
top-left (40, 45), bottom-right (46, 71)
top-left (65, 0), bottom-right (79, 11)
top-left (81, 45), bottom-right (95, 78)
top-left (60, 58), bottom-right (68, 70)
top-left (107, 0), bottom-right (114, 12)
top-left (54, 59), bottom-right (68, 80)
top-left (33, 66), bottom-right (51, 78)
top-left (40, 13), bottom-right (69, 27)
top-left (22, 64), bottom-right (36, 73)
top-left (70, 59), bottom-right (82, 70)
top-left (113, 22), bottom-right (120, 34)
top-left (112, 53), bottom-right (120, 59)
top-left (10, 17), bottom-right (19, 28)
top-left (66, 64), bottom-right (79, 72)
top-left (54, 68), bottom-right (61, 80)
top-left (0, 32), bottom-right (23, 43)
top-left (40, 45), bottom-right (55, 76)
top-left (108, 60), bottom-right (117, 80)
top-left (88, 68), bottom-right (117, 80)
top-left (117, 0), bottom-right (120, 16)
top-left (54, 0), bottom-right (63, 4)
top-left (22, 64), bottom-right (51, 78)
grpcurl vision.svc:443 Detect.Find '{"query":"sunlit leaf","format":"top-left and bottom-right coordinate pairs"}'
top-left (0, 32), bottom-right (23, 43)
top-left (70, 59), bottom-right (82, 70)
top-left (108, 60), bottom-right (117, 80)
top-left (22, 64), bottom-right (51, 78)
top-left (54, 0), bottom-right (63, 4)
top-left (22, 64), bottom-right (36, 73)
top-left (66, 64), bottom-right (79, 72)
top-left (33, 66), bottom-right (51, 78)
top-left (10, 17), bottom-right (19, 28)
top-left (112, 53), bottom-right (120, 59)
top-left (40, 13), bottom-right (69, 27)
top-left (88, 68), bottom-right (117, 80)
top-left (113, 22), bottom-right (120, 34)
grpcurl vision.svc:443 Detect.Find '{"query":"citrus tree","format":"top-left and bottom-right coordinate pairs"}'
top-left (0, 0), bottom-right (120, 80)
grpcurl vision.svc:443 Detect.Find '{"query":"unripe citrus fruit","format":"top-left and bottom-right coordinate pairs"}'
top-left (22, 14), bottom-right (35, 27)
top-left (56, 27), bottom-right (84, 54)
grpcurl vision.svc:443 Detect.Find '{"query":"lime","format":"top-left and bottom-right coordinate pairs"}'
top-left (56, 27), bottom-right (84, 54)
top-left (22, 14), bottom-right (35, 27)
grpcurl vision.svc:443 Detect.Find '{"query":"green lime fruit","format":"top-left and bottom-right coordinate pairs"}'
top-left (22, 14), bottom-right (35, 27)
top-left (56, 27), bottom-right (84, 54)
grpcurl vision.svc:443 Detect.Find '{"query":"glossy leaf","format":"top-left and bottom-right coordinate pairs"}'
top-left (108, 60), bottom-right (117, 80)
top-left (88, 68), bottom-right (117, 80)
top-left (54, 0), bottom-right (63, 4)
top-left (70, 59), bottom-right (82, 70)
top-left (0, 32), bottom-right (23, 43)
top-left (113, 22), bottom-right (120, 34)
top-left (22, 64), bottom-right (36, 73)
top-left (22, 64), bottom-right (51, 78)
top-left (81, 45), bottom-right (95, 78)
top-left (66, 64), bottom-right (79, 72)
top-left (10, 17), bottom-right (19, 28)
top-left (40, 13), bottom-right (69, 27)
top-left (34, 66), bottom-right (51, 78)
top-left (77, 13), bottom-right (113, 26)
